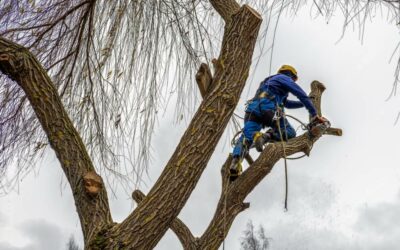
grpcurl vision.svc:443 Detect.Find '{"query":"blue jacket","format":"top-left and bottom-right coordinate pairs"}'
top-left (246, 73), bottom-right (317, 117)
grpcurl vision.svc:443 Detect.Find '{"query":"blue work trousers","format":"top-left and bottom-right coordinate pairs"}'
top-left (232, 114), bottom-right (296, 158)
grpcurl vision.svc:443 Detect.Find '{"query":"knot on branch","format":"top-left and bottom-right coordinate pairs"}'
top-left (132, 189), bottom-right (145, 203)
top-left (83, 171), bottom-right (103, 197)
top-left (0, 54), bottom-right (9, 61)
top-left (221, 93), bottom-right (236, 107)
top-left (241, 202), bottom-right (250, 210)
top-left (212, 58), bottom-right (223, 73)
top-left (0, 50), bottom-right (27, 80)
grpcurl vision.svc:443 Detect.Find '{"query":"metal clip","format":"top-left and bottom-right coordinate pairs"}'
top-left (273, 107), bottom-right (283, 120)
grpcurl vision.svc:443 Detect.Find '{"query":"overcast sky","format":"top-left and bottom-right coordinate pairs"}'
top-left (1, 3), bottom-right (400, 250)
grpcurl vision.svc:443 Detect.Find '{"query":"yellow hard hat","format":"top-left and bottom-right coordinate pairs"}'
top-left (278, 65), bottom-right (298, 80)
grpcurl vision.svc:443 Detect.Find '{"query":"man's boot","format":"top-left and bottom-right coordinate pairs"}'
top-left (229, 157), bottom-right (242, 182)
top-left (254, 131), bottom-right (272, 152)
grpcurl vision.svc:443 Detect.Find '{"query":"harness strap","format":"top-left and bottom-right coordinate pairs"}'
top-left (258, 91), bottom-right (275, 100)
top-left (244, 110), bottom-right (275, 127)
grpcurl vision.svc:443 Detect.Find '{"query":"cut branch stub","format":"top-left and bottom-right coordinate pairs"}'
top-left (83, 171), bottom-right (103, 196)
top-left (309, 80), bottom-right (326, 117)
top-left (326, 127), bottom-right (343, 136)
top-left (209, 0), bottom-right (240, 24)
top-left (195, 63), bottom-right (213, 98)
top-left (132, 189), bottom-right (145, 203)
top-left (0, 45), bottom-right (27, 80)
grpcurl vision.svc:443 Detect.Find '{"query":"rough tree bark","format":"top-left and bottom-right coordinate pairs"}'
top-left (0, 38), bottom-right (113, 243)
top-left (0, 0), bottom-right (264, 249)
top-left (0, 0), bottom-right (341, 249)
top-left (102, 4), bottom-right (262, 249)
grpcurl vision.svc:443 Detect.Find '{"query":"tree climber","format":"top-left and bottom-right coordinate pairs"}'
top-left (229, 65), bottom-right (328, 181)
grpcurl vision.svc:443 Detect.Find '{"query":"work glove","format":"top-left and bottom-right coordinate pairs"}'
top-left (311, 115), bottom-right (329, 125)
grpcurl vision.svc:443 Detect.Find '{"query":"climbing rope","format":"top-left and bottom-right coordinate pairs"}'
top-left (285, 114), bottom-right (309, 130)
top-left (230, 129), bottom-right (243, 147)
top-left (275, 110), bottom-right (289, 211)
top-left (282, 114), bottom-right (313, 160)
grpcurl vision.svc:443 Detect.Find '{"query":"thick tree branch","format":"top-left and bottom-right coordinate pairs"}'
top-left (198, 82), bottom-right (341, 249)
top-left (0, 37), bottom-right (112, 242)
top-left (308, 81), bottom-right (342, 136)
top-left (209, 0), bottom-right (241, 24)
top-left (199, 189), bottom-right (250, 249)
top-left (326, 127), bottom-right (343, 136)
top-left (132, 190), bottom-right (198, 250)
top-left (309, 80), bottom-right (325, 117)
top-left (105, 5), bottom-right (262, 249)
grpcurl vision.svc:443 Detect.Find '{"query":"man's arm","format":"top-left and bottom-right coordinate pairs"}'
top-left (284, 99), bottom-right (304, 109)
top-left (279, 75), bottom-right (317, 116)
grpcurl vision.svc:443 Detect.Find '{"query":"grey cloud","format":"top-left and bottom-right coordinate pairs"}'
top-left (352, 191), bottom-right (400, 250)
top-left (0, 219), bottom-right (65, 250)
top-left (0, 242), bottom-right (32, 250)
top-left (0, 211), bottom-right (6, 225)
top-left (247, 171), bottom-right (337, 216)
top-left (20, 219), bottom-right (64, 250)
top-left (262, 220), bottom-right (355, 250)
top-left (234, 189), bottom-right (400, 250)
top-left (355, 192), bottom-right (400, 234)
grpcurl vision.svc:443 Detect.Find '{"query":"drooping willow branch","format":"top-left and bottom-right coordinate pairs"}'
top-left (0, 0), bottom-right (393, 193)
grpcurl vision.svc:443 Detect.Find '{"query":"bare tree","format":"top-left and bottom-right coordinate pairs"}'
top-left (240, 220), bottom-right (269, 250)
top-left (0, 0), bottom-right (398, 249)
top-left (0, 0), bottom-right (398, 191)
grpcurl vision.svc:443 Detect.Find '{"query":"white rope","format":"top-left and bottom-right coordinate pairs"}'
top-left (275, 111), bottom-right (289, 211)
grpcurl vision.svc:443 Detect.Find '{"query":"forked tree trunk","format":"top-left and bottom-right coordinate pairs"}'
top-left (0, 0), bottom-right (263, 248)
top-left (0, 0), bottom-right (342, 249)
top-left (102, 4), bottom-right (262, 249)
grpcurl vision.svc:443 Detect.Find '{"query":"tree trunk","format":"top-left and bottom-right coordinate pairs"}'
top-left (102, 4), bottom-right (262, 249)
top-left (0, 0), bottom-right (342, 248)
top-left (0, 38), bottom-right (112, 243)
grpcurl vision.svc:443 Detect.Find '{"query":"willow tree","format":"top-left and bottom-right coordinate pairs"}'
top-left (0, 0), bottom-right (398, 249)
